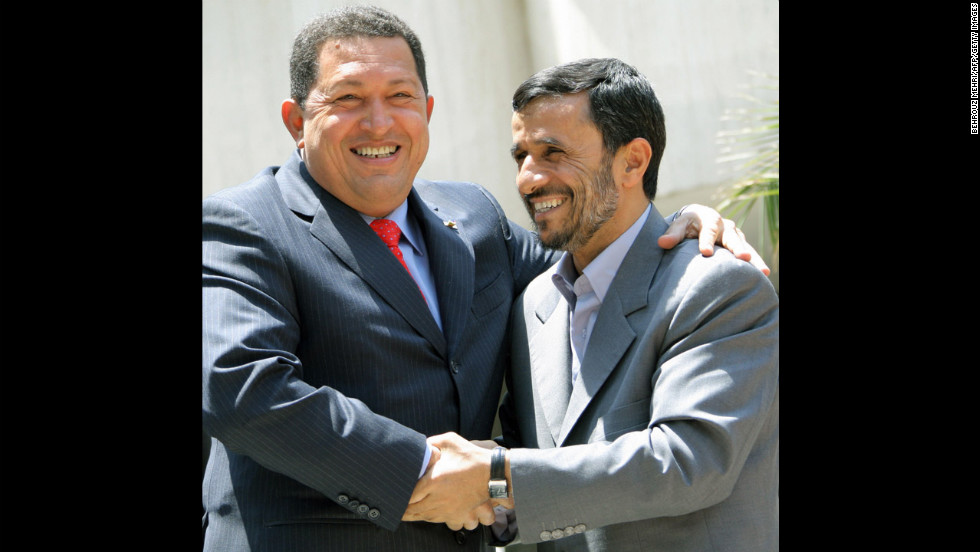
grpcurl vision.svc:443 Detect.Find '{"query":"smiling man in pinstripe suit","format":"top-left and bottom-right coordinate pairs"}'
top-left (202, 6), bottom-right (764, 551)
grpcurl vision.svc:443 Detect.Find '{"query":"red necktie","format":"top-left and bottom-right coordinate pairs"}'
top-left (370, 219), bottom-right (410, 273)
top-left (370, 219), bottom-right (427, 302)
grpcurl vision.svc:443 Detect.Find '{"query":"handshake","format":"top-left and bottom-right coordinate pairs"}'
top-left (401, 432), bottom-right (515, 531)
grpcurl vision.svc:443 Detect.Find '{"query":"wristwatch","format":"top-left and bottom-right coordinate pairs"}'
top-left (488, 446), bottom-right (509, 499)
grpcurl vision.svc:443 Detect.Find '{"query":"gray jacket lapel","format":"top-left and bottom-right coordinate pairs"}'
top-left (528, 289), bottom-right (573, 444)
top-left (557, 208), bottom-right (669, 445)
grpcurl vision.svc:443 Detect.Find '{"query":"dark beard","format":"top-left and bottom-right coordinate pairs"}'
top-left (528, 155), bottom-right (618, 253)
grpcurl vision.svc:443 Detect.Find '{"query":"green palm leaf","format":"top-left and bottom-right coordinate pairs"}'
top-left (716, 72), bottom-right (779, 272)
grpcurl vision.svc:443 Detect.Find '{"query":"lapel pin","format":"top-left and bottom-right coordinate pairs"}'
top-left (444, 220), bottom-right (458, 230)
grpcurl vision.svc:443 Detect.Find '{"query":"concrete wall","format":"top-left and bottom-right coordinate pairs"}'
top-left (203, 1), bottom-right (779, 262)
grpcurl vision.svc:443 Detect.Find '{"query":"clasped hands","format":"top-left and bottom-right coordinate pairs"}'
top-left (402, 432), bottom-right (513, 531)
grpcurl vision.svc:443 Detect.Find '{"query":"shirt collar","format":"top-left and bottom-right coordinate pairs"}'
top-left (359, 199), bottom-right (424, 256)
top-left (552, 203), bottom-right (652, 304)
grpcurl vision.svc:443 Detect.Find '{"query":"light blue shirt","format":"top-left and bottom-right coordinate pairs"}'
top-left (360, 200), bottom-right (442, 479)
top-left (552, 204), bottom-right (652, 381)
top-left (360, 200), bottom-right (442, 329)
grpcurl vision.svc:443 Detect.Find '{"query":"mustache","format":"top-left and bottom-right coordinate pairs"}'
top-left (522, 187), bottom-right (570, 201)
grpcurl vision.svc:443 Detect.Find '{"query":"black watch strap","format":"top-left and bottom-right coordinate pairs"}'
top-left (489, 446), bottom-right (508, 498)
top-left (491, 447), bottom-right (506, 480)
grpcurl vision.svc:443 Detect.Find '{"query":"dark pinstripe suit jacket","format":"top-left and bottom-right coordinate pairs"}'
top-left (202, 151), bottom-right (556, 551)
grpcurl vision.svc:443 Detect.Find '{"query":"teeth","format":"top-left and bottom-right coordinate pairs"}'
top-left (533, 199), bottom-right (565, 212)
top-left (355, 145), bottom-right (397, 158)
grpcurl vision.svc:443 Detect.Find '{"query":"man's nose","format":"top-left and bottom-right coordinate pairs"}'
top-left (361, 98), bottom-right (394, 134)
top-left (517, 156), bottom-right (550, 197)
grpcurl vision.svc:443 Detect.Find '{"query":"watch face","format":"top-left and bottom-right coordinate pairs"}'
top-left (489, 481), bottom-right (508, 499)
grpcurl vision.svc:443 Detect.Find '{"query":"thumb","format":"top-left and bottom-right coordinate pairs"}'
top-left (656, 226), bottom-right (684, 250)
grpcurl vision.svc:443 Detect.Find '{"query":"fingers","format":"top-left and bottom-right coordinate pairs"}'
top-left (426, 431), bottom-right (469, 452)
top-left (661, 205), bottom-right (771, 276)
top-left (402, 433), bottom-right (495, 524)
top-left (470, 440), bottom-right (498, 449)
top-left (474, 501), bottom-right (497, 527)
top-left (720, 220), bottom-right (771, 275)
top-left (660, 204), bottom-right (722, 256)
top-left (720, 219), bottom-right (748, 259)
top-left (444, 502), bottom-right (496, 531)
top-left (411, 501), bottom-right (496, 530)
top-left (686, 204), bottom-right (724, 256)
top-left (659, 207), bottom-right (701, 251)
top-left (697, 224), bottom-right (720, 257)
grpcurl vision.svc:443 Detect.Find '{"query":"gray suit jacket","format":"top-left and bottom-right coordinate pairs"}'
top-left (202, 151), bottom-right (556, 551)
top-left (500, 206), bottom-right (779, 551)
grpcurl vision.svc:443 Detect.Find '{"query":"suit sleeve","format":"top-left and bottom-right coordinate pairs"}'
top-left (506, 251), bottom-right (779, 542)
top-left (202, 196), bottom-right (427, 531)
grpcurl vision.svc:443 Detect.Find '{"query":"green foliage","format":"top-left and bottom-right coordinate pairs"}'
top-left (716, 72), bottom-right (779, 272)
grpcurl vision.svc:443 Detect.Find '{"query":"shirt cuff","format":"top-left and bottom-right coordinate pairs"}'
top-left (418, 442), bottom-right (433, 479)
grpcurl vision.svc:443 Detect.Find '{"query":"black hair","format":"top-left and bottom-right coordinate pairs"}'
top-left (289, 5), bottom-right (428, 109)
top-left (513, 58), bottom-right (666, 199)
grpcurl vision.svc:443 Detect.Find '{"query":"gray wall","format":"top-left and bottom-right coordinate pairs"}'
top-left (203, 0), bottom-right (779, 247)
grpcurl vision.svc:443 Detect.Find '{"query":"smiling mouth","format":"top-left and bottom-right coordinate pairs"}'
top-left (353, 145), bottom-right (399, 158)
top-left (532, 198), bottom-right (565, 213)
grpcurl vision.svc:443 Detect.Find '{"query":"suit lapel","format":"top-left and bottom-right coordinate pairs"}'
top-left (528, 288), bottom-right (573, 445)
top-left (558, 299), bottom-right (636, 445)
top-left (409, 191), bottom-right (474, 361)
top-left (556, 209), bottom-right (670, 445)
top-left (277, 156), bottom-right (447, 356)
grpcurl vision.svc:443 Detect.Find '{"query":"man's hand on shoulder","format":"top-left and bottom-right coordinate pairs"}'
top-left (659, 203), bottom-right (770, 276)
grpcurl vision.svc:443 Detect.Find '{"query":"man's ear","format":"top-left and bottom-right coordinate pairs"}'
top-left (620, 137), bottom-right (652, 189)
top-left (426, 94), bottom-right (434, 122)
top-left (281, 99), bottom-right (305, 148)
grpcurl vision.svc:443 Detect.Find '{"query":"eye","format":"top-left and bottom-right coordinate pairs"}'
top-left (513, 152), bottom-right (527, 167)
top-left (390, 91), bottom-right (417, 103)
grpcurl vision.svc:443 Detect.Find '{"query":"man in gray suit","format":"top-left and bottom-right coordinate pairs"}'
top-left (203, 6), bottom-right (766, 551)
top-left (404, 58), bottom-right (778, 551)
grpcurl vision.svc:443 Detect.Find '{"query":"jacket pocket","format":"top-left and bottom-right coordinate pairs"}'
top-left (471, 271), bottom-right (506, 318)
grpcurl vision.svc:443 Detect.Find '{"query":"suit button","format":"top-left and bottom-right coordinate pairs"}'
top-left (540, 531), bottom-right (552, 541)
top-left (368, 508), bottom-right (380, 519)
top-left (450, 360), bottom-right (460, 374)
top-left (348, 500), bottom-right (360, 510)
top-left (552, 529), bottom-right (565, 539)
top-left (574, 523), bottom-right (587, 533)
top-left (454, 530), bottom-right (467, 544)
top-left (564, 526), bottom-right (575, 535)
top-left (337, 494), bottom-right (350, 505)
top-left (356, 504), bottom-right (369, 515)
